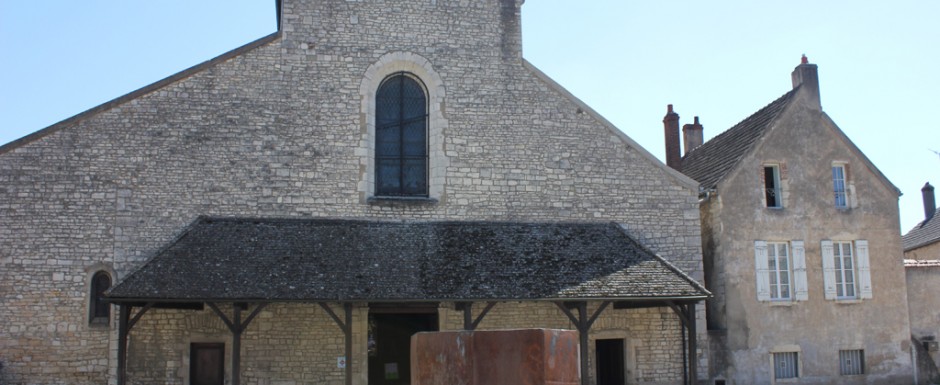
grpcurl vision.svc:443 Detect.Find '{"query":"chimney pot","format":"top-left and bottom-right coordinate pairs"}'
top-left (683, 116), bottom-right (704, 156)
top-left (923, 182), bottom-right (936, 222)
top-left (801, 54), bottom-right (808, 64)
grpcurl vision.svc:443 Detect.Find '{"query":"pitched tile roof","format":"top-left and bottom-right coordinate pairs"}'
top-left (903, 209), bottom-right (940, 251)
top-left (107, 217), bottom-right (709, 303)
top-left (680, 89), bottom-right (798, 190)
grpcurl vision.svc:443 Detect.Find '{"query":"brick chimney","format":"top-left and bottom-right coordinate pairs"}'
top-left (923, 182), bottom-right (936, 222)
top-left (791, 54), bottom-right (821, 110)
top-left (664, 104), bottom-right (681, 170)
top-left (682, 116), bottom-right (704, 155)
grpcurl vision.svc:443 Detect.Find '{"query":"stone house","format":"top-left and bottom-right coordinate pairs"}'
top-left (0, 1), bottom-right (710, 385)
top-left (903, 183), bottom-right (940, 384)
top-left (665, 57), bottom-right (914, 384)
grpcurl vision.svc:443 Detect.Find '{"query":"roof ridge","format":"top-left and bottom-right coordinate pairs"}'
top-left (679, 87), bottom-right (798, 190)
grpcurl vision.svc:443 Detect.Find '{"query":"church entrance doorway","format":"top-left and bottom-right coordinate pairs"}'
top-left (368, 306), bottom-right (438, 385)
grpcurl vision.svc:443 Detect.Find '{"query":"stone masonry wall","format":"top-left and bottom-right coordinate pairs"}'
top-left (0, 1), bottom-right (704, 383)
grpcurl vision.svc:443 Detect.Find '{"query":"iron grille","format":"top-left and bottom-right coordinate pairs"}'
top-left (773, 352), bottom-right (799, 379)
top-left (840, 349), bottom-right (864, 375)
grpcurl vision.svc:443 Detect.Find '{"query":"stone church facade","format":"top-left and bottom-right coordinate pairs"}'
top-left (0, 1), bottom-right (708, 385)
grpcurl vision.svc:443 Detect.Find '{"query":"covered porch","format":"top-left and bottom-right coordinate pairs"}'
top-left (107, 217), bottom-right (709, 385)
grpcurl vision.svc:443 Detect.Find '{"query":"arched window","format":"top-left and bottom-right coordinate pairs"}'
top-left (375, 73), bottom-right (428, 197)
top-left (89, 271), bottom-right (111, 323)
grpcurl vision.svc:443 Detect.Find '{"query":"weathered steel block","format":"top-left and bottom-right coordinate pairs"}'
top-left (412, 328), bottom-right (579, 385)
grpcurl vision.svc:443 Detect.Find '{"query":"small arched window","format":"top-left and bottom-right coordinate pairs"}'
top-left (89, 271), bottom-right (111, 323)
top-left (375, 73), bottom-right (428, 197)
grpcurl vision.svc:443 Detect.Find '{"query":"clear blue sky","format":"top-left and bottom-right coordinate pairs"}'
top-left (1, 1), bottom-right (937, 233)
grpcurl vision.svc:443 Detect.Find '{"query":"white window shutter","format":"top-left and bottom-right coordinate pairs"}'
top-left (792, 241), bottom-right (808, 301)
top-left (755, 241), bottom-right (771, 301)
top-left (856, 240), bottom-right (873, 299)
top-left (821, 240), bottom-right (837, 300)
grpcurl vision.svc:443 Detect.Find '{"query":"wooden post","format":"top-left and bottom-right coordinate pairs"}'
top-left (232, 303), bottom-right (242, 385)
top-left (344, 303), bottom-right (353, 385)
top-left (576, 302), bottom-right (590, 385)
top-left (687, 302), bottom-right (698, 385)
top-left (117, 304), bottom-right (129, 385)
top-left (460, 302), bottom-right (473, 330)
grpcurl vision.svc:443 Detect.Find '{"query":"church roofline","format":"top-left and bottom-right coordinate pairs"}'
top-left (0, 31), bottom-right (282, 156)
top-left (521, 59), bottom-right (701, 192)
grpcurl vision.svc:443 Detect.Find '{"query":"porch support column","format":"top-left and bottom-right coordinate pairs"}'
top-left (555, 300), bottom-right (611, 385)
top-left (668, 301), bottom-right (698, 385)
top-left (319, 302), bottom-right (353, 385)
top-left (207, 302), bottom-right (268, 385)
top-left (116, 302), bottom-right (153, 385)
top-left (117, 304), bottom-right (129, 385)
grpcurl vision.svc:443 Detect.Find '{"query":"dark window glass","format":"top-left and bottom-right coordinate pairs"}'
top-left (90, 271), bottom-right (111, 322)
top-left (764, 166), bottom-right (781, 208)
top-left (375, 74), bottom-right (428, 197)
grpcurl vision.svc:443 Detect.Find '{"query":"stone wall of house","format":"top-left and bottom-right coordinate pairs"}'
top-left (906, 264), bottom-right (940, 384)
top-left (699, 84), bottom-right (913, 384)
top-left (0, 0), bottom-right (704, 384)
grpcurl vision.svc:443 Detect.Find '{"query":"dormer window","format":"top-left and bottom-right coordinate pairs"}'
top-left (764, 165), bottom-right (782, 208)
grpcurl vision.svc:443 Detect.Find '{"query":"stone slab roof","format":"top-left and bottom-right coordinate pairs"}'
top-left (903, 209), bottom-right (940, 252)
top-left (680, 89), bottom-right (797, 190)
top-left (107, 217), bottom-right (709, 303)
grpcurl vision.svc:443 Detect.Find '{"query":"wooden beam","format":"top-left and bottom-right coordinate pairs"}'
top-left (470, 302), bottom-right (497, 330)
top-left (319, 303), bottom-right (353, 385)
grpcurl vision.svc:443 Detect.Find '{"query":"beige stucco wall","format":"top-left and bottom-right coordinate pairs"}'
top-left (0, 1), bottom-right (705, 384)
top-left (905, 242), bottom-right (940, 261)
top-left (700, 85), bottom-right (913, 384)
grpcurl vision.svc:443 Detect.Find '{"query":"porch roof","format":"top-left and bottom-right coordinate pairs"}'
top-left (107, 217), bottom-right (709, 303)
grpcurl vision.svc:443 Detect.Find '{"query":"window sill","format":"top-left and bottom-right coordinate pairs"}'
top-left (768, 301), bottom-right (796, 307)
top-left (367, 196), bottom-right (439, 206)
top-left (835, 299), bottom-right (863, 305)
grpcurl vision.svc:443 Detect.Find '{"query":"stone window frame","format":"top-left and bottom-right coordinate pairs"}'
top-left (85, 263), bottom-right (116, 327)
top-left (358, 52), bottom-right (449, 204)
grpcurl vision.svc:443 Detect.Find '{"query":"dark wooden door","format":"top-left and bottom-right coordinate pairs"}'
top-left (191, 343), bottom-right (224, 385)
top-left (368, 313), bottom-right (437, 385)
top-left (596, 338), bottom-right (625, 385)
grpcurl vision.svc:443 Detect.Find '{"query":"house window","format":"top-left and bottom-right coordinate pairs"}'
top-left (755, 241), bottom-right (808, 302)
top-left (773, 352), bottom-right (799, 379)
top-left (839, 349), bottom-right (864, 375)
top-left (833, 165), bottom-right (847, 208)
top-left (89, 271), bottom-right (111, 323)
top-left (833, 242), bottom-right (856, 298)
top-left (375, 73), bottom-right (428, 197)
top-left (764, 165), bottom-right (782, 208)
top-left (767, 242), bottom-right (791, 300)
top-left (822, 240), bottom-right (872, 300)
